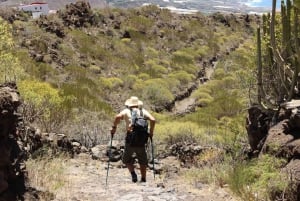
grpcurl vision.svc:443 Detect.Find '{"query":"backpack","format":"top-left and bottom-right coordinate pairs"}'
top-left (126, 108), bottom-right (149, 147)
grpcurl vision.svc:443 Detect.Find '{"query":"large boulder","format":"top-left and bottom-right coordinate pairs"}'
top-left (246, 105), bottom-right (270, 151)
top-left (281, 159), bottom-right (300, 201)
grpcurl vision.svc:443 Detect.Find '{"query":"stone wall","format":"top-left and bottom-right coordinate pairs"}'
top-left (0, 82), bottom-right (25, 201)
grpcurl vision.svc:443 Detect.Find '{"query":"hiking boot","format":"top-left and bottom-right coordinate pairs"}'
top-left (141, 178), bottom-right (146, 182)
top-left (131, 171), bottom-right (138, 183)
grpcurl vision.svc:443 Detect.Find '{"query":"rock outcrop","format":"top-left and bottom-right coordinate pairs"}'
top-left (58, 1), bottom-right (96, 28)
top-left (246, 100), bottom-right (300, 200)
top-left (0, 82), bottom-right (94, 200)
top-left (0, 82), bottom-right (25, 201)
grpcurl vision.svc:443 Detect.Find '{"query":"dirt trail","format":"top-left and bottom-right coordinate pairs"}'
top-left (51, 153), bottom-right (237, 201)
top-left (172, 65), bottom-right (215, 114)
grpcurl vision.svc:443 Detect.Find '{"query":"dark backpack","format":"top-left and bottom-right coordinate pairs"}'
top-left (126, 108), bottom-right (149, 147)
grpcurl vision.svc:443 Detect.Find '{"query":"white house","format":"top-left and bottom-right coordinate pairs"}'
top-left (18, 2), bottom-right (50, 18)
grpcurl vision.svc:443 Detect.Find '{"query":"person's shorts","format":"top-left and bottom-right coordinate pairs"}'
top-left (122, 144), bottom-right (148, 165)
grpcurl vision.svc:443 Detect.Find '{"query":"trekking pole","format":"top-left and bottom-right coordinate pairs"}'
top-left (150, 136), bottom-right (155, 180)
top-left (106, 134), bottom-right (113, 186)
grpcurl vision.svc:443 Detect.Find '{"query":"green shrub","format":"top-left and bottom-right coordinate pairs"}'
top-left (144, 60), bottom-right (168, 77)
top-left (18, 79), bottom-right (75, 132)
top-left (69, 29), bottom-right (107, 60)
top-left (145, 47), bottom-right (159, 58)
top-left (136, 79), bottom-right (174, 106)
top-left (0, 18), bottom-right (25, 82)
top-left (100, 77), bottom-right (124, 89)
top-left (137, 73), bottom-right (150, 80)
top-left (172, 50), bottom-right (194, 65)
top-left (226, 155), bottom-right (288, 200)
top-left (126, 15), bottom-right (154, 34)
top-left (60, 83), bottom-right (112, 113)
top-left (168, 71), bottom-right (195, 86)
top-left (122, 74), bottom-right (138, 89)
top-left (195, 45), bottom-right (210, 57)
top-left (184, 155), bottom-right (230, 187)
top-left (155, 121), bottom-right (207, 143)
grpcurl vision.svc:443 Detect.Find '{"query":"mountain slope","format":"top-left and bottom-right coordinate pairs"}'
top-left (0, 0), bottom-right (107, 9)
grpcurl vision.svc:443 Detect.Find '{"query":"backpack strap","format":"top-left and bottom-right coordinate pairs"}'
top-left (130, 108), bottom-right (136, 120)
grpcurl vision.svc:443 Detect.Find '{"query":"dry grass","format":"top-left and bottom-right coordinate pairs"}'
top-left (26, 153), bottom-right (70, 195)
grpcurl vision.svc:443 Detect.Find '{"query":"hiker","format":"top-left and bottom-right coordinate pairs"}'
top-left (110, 96), bottom-right (155, 183)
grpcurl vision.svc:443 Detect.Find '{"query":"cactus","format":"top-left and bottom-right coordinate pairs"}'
top-left (262, 14), bottom-right (268, 36)
top-left (257, 27), bottom-right (263, 104)
top-left (256, 0), bottom-right (300, 110)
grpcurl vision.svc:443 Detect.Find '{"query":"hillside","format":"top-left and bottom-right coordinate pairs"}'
top-left (0, 0), bottom-right (107, 10)
top-left (0, 1), bottom-right (278, 201)
top-left (0, 1), bottom-right (259, 136)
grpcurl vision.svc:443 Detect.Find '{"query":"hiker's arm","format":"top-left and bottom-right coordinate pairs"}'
top-left (110, 113), bottom-right (123, 136)
top-left (148, 114), bottom-right (156, 138)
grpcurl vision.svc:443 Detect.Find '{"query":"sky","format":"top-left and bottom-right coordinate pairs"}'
top-left (245, 0), bottom-right (281, 8)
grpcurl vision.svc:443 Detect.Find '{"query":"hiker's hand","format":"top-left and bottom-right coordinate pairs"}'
top-left (110, 126), bottom-right (116, 136)
top-left (149, 132), bottom-right (153, 138)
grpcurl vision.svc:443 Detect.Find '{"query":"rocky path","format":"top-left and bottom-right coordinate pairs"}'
top-left (172, 65), bottom-right (215, 115)
top-left (52, 153), bottom-right (238, 201)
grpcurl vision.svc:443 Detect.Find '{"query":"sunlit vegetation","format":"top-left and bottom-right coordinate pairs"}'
top-left (18, 79), bottom-right (75, 132)
top-left (26, 154), bottom-right (70, 198)
top-left (0, 17), bottom-right (24, 82)
top-left (226, 155), bottom-right (289, 201)
top-left (0, 4), bottom-right (274, 199)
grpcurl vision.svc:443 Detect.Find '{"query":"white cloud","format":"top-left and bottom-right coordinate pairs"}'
top-left (244, 0), bottom-right (263, 7)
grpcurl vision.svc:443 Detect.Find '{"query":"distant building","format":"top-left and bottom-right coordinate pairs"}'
top-left (18, 2), bottom-right (50, 18)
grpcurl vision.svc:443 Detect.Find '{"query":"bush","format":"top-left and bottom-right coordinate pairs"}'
top-left (226, 155), bottom-right (288, 200)
top-left (168, 71), bottom-right (195, 86)
top-left (18, 79), bottom-right (75, 132)
top-left (0, 17), bottom-right (25, 82)
top-left (193, 91), bottom-right (214, 106)
top-left (137, 79), bottom-right (174, 106)
top-left (155, 121), bottom-right (207, 143)
top-left (171, 50), bottom-right (194, 65)
top-left (100, 77), bottom-right (124, 90)
top-left (184, 155), bottom-right (230, 187)
top-left (125, 15), bottom-right (154, 34)
top-left (60, 83), bottom-right (112, 113)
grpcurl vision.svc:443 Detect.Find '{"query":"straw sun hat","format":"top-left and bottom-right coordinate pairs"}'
top-left (124, 96), bottom-right (143, 107)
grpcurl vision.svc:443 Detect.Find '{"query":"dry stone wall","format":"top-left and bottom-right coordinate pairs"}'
top-left (0, 83), bottom-right (88, 200)
top-left (0, 82), bottom-right (25, 201)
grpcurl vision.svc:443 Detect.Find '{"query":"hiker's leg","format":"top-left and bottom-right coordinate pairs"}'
top-left (122, 145), bottom-right (137, 182)
top-left (135, 147), bottom-right (148, 182)
top-left (140, 164), bottom-right (147, 181)
top-left (122, 144), bottom-right (134, 168)
top-left (126, 163), bottom-right (135, 172)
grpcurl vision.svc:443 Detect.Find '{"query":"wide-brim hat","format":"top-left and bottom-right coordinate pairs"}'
top-left (125, 96), bottom-right (143, 107)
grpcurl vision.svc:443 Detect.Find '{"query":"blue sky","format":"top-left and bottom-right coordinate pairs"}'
top-left (245, 0), bottom-right (281, 8)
